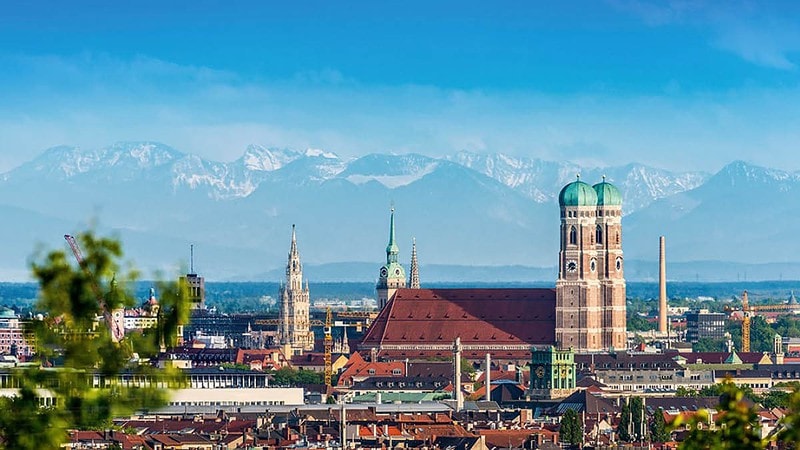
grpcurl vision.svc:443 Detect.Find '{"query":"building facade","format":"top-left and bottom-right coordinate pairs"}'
top-left (279, 225), bottom-right (314, 355)
top-left (0, 310), bottom-right (33, 358)
top-left (376, 209), bottom-right (407, 309)
top-left (686, 310), bottom-right (726, 343)
top-left (555, 176), bottom-right (626, 352)
top-left (529, 346), bottom-right (576, 399)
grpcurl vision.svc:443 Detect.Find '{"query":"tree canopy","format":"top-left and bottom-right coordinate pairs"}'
top-left (560, 408), bottom-right (583, 446)
top-left (0, 231), bottom-right (190, 449)
top-left (675, 381), bottom-right (765, 450)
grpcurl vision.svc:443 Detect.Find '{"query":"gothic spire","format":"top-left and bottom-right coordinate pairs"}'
top-left (386, 208), bottom-right (400, 264)
top-left (286, 224), bottom-right (303, 290)
top-left (409, 237), bottom-right (420, 289)
top-left (289, 224), bottom-right (298, 259)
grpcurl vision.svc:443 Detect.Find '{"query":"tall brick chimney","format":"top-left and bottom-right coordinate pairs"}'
top-left (659, 236), bottom-right (668, 333)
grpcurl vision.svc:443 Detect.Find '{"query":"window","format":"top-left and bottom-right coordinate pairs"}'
top-left (596, 225), bottom-right (603, 244)
top-left (569, 226), bottom-right (577, 245)
top-left (368, 369), bottom-right (376, 375)
top-left (392, 369), bottom-right (402, 375)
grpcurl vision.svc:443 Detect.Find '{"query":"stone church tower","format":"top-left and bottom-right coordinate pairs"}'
top-left (556, 176), bottom-right (626, 352)
top-left (279, 225), bottom-right (314, 355)
top-left (377, 208), bottom-right (407, 309)
top-left (594, 177), bottom-right (627, 350)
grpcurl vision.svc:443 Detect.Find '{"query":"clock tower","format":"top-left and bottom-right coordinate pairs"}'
top-left (593, 178), bottom-right (627, 350)
top-left (556, 176), bottom-right (602, 352)
top-left (555, 176), bottom-right (626, 352)
top-left (377, 208), bottom-right (406, 309)
top-left (530, 345), bottom-right (576, 399)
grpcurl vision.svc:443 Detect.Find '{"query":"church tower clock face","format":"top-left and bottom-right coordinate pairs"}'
top-left (566, 260), bottom-right (578, 273)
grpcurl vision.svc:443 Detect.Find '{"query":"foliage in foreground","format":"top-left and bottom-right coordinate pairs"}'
top-left (674, 380), bottom-right (799, 450)
top-left (0, 231), bottom-right (190, 450)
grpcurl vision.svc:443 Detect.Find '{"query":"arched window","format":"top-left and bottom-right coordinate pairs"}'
top-left (596, 225), bottom-right (603, 245)
top-left (569, 226), bottom-right (577, 245)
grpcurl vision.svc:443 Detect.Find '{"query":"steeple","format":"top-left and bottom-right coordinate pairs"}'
top-left (289, 224), bottom-right (299, 261)
top-left (377, 207), bottom-right (407, 309)
top-left (386, 208), bottom-right (400, 264)
top-left (409, 237), bottom-right (420, 289)
top-left (286, 224), bottom-right (302, 290)
top-left (279, 224), bottom-right (314, 354)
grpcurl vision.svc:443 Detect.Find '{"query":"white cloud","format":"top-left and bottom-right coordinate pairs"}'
top-left (2, 52), bottom-right (800, 173)
top-left (612, 0), bottom-right (800, 70)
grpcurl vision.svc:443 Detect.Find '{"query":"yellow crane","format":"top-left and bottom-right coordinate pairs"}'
top-left (740, 290), bottom-right (798, 352)
top-left (324, 307), bottom-right (333, 387)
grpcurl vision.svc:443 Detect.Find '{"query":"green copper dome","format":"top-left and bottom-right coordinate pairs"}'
top-left (558, 177), bottom-right (597, 207)
top-left (593, 180), bottom-right (622, 206)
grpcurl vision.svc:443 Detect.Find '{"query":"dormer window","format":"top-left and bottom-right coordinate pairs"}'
top-left (368, 369), bottom-right (376, 375)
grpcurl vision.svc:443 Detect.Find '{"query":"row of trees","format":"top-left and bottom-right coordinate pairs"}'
top-left (676, 383), bottom-right (793, 410)
top-left (559, 396), bottom-right (671, 446)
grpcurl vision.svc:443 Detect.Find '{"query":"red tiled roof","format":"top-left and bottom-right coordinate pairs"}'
top-left (291, 353), bottom-right (326, 366)
top-left (236, 348), bottom-right (287, 365)
top-left (480, 429), bottom-right (545, 448)
top-left (360, 288), bottom-right (555, 360)
top-left (681, 352), bottom-right (767, 364)
top-left (407, 424), bottom-right (473, 440)
top-left (337, 357), bottom-right (406, 387)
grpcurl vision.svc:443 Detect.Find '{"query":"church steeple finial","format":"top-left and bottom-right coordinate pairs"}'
top-left (409, 237), bottom-right (420, 289)
top-left (290, 224), bottom-right (298, 257)
top-left (386, 208), bottom-right (400, 264)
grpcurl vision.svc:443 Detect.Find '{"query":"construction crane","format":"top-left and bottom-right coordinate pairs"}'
top-left (324, 307), bottom-right (333, 387)
top-left (64, 234), bottom-right (124, 342)
top-left (740, 290), bottom-right (798, 352)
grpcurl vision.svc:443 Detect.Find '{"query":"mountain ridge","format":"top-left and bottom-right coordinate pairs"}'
top-left (0, 142), bottom-right (796, 282)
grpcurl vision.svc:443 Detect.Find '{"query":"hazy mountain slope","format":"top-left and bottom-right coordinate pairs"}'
top-left (0, 143), bottom-right (793, 281)
top-left (450, 151), bottom-right (708, 212)
top-left (624, 161), bottom-right (800, 265)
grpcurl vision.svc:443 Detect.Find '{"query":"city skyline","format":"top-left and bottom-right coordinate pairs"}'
top-left (2, 2), bottom-right (800, 172)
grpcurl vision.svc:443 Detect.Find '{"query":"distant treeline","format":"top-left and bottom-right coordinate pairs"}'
top-left (1, 280), bottom-right (799, 314)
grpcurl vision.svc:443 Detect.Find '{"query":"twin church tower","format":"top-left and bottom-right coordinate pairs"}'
top-left (279, 176), bottom-right (626, 355)
top-left (555, 176), bottom-right (626, 352)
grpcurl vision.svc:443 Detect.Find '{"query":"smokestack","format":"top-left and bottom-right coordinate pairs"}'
top-left (485, 353), bottom-right (491, 402)
top-left (659, 236), bottom-right (668, 333)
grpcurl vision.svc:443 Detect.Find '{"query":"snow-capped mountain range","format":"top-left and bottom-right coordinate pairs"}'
top-left (0, 141), bottom-right (797, 282)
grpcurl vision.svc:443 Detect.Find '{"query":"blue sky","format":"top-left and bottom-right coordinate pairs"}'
top-left (2, 1), bottom-right (800, 172)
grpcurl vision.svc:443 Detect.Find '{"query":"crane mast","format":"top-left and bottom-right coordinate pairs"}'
top-left (739, 290), bottom-right (798, 352)
top-left (64, 234), bottom-right (124, 342)
top-left (324, 307), bottom-right (333, 387)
